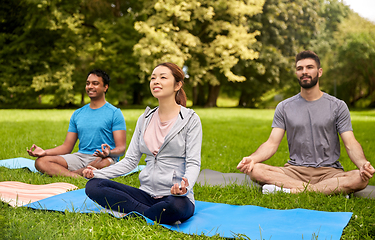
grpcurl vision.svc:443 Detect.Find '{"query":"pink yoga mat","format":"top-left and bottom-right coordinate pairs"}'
top-left (0, 181), bottom-right (78, 207)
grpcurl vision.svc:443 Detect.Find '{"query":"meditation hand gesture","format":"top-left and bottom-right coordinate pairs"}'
top-left (237, 156), bottom-right (256, 174)
top-left (93, 143), bottom-right (111, 158)
top-left (171, 177), bottom-right (189, 195)
top-left (27, 144), bottom-right (46, 157)
top-left (360, 162), bottom-right (375, 181)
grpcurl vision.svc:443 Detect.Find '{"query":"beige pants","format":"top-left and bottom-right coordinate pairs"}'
top-left (280, 163), bottom-right (345, 184)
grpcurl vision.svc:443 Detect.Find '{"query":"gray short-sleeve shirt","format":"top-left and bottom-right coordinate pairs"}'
top-left (272, 93), bottom-right (353, 169)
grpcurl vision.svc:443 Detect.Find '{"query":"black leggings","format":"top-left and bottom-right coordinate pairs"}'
top-left (85, 178), bottom-right (195, 224)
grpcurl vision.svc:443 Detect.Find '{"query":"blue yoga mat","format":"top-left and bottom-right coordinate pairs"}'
top-left (0, 157), bottom-right (38, 172)
top-left (25, 189), bottom-right (352, 239)
top-left (0, 157), bottom-right (145, 176)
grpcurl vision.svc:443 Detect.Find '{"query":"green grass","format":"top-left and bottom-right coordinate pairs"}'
top-left (0, 108), bottom-right (375, 239)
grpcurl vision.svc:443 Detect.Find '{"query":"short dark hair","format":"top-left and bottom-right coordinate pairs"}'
top-left (295, 50), bottom-right (321, 69)
top-left (87, 69), bottom-right (110, 93)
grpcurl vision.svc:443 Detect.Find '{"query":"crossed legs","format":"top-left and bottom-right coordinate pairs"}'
top-left (250, 163), bottom-right (369, 195)
top-left (35, 155), bottom-right (113, 177)
top-left (72, 157), bottom-right (113, 176)
top-left (85, 178), bottom-right (195, 224)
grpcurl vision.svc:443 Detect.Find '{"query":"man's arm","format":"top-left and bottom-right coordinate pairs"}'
top-left (109, 130), bottom-right (126, 158)
top-left (340, 131), bottom-right (374, 181)
top-left (27, 132), bottom-right (78, 157)
top-left (237, 127), bottom-right (285, 174)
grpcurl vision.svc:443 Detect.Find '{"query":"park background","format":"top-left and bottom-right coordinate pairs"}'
top-left (1, 0), bottom-right (375, 239)
top-left (1, 0), bottom-right (375, 109)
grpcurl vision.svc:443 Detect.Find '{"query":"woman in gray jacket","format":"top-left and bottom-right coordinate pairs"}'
top-left (84, 63), bottom-right (202, 224)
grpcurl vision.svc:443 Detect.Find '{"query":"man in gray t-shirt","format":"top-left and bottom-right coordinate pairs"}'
top-left (237, 50), bottom-right (374, 195)
top-left (272, 92), bottom-right (352, 170)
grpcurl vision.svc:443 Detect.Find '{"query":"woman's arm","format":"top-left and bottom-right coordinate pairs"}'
top-left (90, 114), bottom-right (144, 179)
top-left (182, 114), bottom-right (203, 193)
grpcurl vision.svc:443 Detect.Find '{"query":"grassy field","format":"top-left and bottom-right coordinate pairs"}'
top-left (0, 108), bottom-right (374, 239)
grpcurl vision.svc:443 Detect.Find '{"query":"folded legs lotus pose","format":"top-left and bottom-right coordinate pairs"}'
top-left (84, 63), bottom-right (202, 224)
top-left (27, 70), bottom-right (126, 178)
top-left (237, 50), bottom-right (374, 195)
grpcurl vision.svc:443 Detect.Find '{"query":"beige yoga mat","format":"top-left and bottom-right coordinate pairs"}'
top-left (0, 181), bottom-right (78, 207)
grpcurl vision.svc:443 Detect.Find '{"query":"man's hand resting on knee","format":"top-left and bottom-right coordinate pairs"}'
top-left (360, 162), bottom-right (375, 181)
top-left (237, 157), bottom-right (256, 174)
top-left (27, 144), bottom-right (47, 157)
top-left (93, 143), bottom-right (111, 158)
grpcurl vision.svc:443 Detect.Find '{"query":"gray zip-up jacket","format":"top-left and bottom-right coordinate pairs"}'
top-left (92, 106), bottom-right (202, 204)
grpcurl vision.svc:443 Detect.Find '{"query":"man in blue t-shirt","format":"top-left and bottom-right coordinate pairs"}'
top-left (27, 69), bottom-right (126, 177)
top-left (237, 50), bottom-right (374, 195)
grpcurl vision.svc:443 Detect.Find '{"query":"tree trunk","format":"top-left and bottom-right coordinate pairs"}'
top-left (81, 92), bottom-right (85, 105)
top-left (192, 86), bottom-right (198, 106)
top-left (238, 89), bottom-right (256, 108)
top-left (193, 83), bottom-right (206, 106)
top-left (205, 84), bottom-right (220, 108)
top-left (369, 76), bottom-right (375, 107)
top-left (238, 90), bottom-right (248, 107)
top-left (132, 83), bottom-right (143, 105)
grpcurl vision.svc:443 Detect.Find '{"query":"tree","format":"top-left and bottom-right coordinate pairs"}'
top-left (235, 0), bottom-right (325, 108)
top-left (0, 0), bottom-right (146, 107)
top-left (325, 12), bottom-right (375, 107)
top-left (232, 0), bottom-right (354, 108)
top-left (308, 0), bottom-right (349, 97)
top-left (0, 0), bottom-right (84, 107)
top-left (133, 0), bottom-right (264, 107)
top-left (75, 0), bottom-right (146, 106)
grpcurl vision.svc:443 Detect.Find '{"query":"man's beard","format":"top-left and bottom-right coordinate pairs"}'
top-left (298, 73), bottom-right (319, 89)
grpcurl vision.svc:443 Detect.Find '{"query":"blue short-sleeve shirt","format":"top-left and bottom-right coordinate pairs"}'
top-left (68, 102), bottom-right (126, 159)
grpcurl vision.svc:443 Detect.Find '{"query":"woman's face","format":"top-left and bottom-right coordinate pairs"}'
top-left (150, 66), bottom-right (181, 100)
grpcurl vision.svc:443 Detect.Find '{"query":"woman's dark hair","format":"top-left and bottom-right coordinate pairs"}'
top-left (155, 62), bottom-right (187, 107)
top-left (87, 69), bottom-right (110, 93)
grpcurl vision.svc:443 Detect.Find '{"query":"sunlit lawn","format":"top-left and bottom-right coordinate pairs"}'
top-left (0, 108), bottom-right (374, 239)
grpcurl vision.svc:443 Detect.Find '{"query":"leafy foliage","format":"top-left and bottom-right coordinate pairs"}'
top-left (323, 12), bottom-right (375, 107)
top-left (0, 0), bottom-right (84, 107)
top-left (236, 0), bottom-right (347, 108)
top-left (133, 0), bottom-right (265, 107)
top-left (0, 0), bottom-right (374, 108)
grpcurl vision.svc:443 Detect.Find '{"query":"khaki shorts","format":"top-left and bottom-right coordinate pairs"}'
top-left (61, 152), bottom-right (115, 171)
top-left (280, 163), bottom-right (345, 184)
